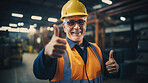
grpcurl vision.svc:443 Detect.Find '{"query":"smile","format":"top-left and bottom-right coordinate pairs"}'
top-left (71, 31), bottom-right (82, 35)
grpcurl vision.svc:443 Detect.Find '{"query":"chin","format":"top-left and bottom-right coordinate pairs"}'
top-left (71, 36), bottom-right (83, 42)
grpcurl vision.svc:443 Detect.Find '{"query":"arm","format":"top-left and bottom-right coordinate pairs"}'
top-left (33, 24), bottom-right (66, 80)
top-left (33, 48), bottom-right (57, 80)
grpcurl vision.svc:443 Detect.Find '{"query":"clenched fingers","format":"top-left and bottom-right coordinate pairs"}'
top-left (53, 49), bottom-right (65, 54)
top-left (56, 38), bottom-right (67, 44)
top-left (106, 64), bottom-right (116, 69)
top-left (53, 44), bottom-right (66, 50)
top-left (105, 60), bottom-right (119, 74)
top-left (105, 60), bottom-right (115, 66)
top-left (107, 68), bottom-right (118, 74)
top-left (50, 53), bottom-right (63, 58)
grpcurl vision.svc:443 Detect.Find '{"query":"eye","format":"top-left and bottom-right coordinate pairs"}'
top-left (68, 20), bottom-right (75, 26)
top-left (78, 20), bottom-right (85, 25)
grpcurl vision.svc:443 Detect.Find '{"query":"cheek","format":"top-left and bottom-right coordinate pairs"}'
top-left (65, 28), bottom-right (72, 35)
top-left (83, 26), bottom-right (86, 31)
top-left (82, 25), bottom-right (86, 32)
top-left (64, 25), bottom-right (71, 33)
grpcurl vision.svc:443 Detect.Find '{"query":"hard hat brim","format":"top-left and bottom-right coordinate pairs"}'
top-left (61, 13), bottom-right (88, 21)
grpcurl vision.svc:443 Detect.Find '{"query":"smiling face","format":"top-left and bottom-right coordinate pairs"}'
top-left (62, 16), bottom-right (87, 45)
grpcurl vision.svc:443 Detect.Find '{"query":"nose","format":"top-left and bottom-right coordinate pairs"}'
top-left (73, 23), bottom-right (80, 29)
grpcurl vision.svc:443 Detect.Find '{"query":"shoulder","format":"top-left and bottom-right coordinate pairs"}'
top-left (89, 42), bottom-right (102, 52)
top-left (89, 42), bottom-right (100, 49)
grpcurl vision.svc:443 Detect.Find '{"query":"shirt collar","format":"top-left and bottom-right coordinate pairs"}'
top-left (65, 36), bottom-right (90, 49)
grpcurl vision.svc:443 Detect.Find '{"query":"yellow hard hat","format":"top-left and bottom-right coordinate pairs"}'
top-left (61, 0), bottom-right (88, 21)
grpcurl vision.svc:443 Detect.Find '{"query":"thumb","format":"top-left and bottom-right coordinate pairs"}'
top-left (53, 24), bottom-right (59, 37)
top-left (109, 50), bottom-right (114, 60)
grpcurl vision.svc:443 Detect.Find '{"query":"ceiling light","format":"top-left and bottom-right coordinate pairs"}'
top-left (120, 16), bottom-right (126, 21)
top-left (0, 26), bottom-right (11, 31)
top-left (47, 27), bottom-right (50, 31)
top-left (102, 0), bottom-right (112, 5)
top-left (18, 22), bottom-right (24, 26)
top-left (40, 27), bottom-right (43, 33)
top-left (93, 4), bottom-right (102, 9)
top-left (50, 27), bottom-right (54, 31)
top-left (30, 25), bottom-right (35, 28)
top-left (19, 28), bottom-right (29, 33)
top-left (31, 15), bottom-right (42, 20)
top-left (8, 28), bottom-right (19, 32)
top-left (29, 25), bottom-right (36, 33)
top-left (12, 13), bottom-right (23, 18)
top-left (47, 27), bottom-right (54, 31)
top-left (33, 24), bottom-right (37, 27)
top-left (9, 23), bottom-right (17, 27)
top-left (48, 18), bottom-right (58, 22)
top-left (37, 37), bottom-right (41, 44)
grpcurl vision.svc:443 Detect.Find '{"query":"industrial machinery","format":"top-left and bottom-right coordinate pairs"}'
top-left (0, 31), bottom-right (11, 68)
top-left (10, 39), bottom-right (23, 63)
top-left (0, 31), bottom-right (23, 68)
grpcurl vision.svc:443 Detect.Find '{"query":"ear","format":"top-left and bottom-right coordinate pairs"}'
top-left (62, 23), bottom-right (66, 33)
top-left (85, 21), bottom-right (87, 25)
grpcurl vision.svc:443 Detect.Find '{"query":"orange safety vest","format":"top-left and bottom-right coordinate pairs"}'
top-left (50, 42), bottom-right (104, 83)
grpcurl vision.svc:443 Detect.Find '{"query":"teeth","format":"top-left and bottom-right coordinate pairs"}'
top-left (72, 32), bottom-right (81, 34)
top-left (71, 31), bottom-right (83, 35)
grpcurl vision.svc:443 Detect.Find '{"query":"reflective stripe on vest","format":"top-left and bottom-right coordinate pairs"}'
top-left (50, 42), bottom-right (103, 83)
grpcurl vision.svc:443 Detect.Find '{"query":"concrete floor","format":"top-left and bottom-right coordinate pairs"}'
top-left (0, 53), bottom-right (48, 83)
top-left (0, 53), bottom-right (146, 83)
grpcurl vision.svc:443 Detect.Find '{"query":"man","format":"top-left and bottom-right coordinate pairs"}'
top-left (33, 0), bottom-right (119, 83)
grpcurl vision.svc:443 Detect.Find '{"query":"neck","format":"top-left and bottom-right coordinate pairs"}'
top-left (75, 39), bottom-right (83, 47)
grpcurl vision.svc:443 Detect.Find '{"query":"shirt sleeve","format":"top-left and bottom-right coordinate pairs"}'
top-left (101, 49), bottom-right (111, 77)
top-left (33, 47), bottom-right (57, 80)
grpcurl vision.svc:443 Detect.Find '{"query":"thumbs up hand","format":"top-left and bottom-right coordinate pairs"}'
top-left (44, 24), bottom-right (67, 58)
top-left (105, 50), bottom-right (119, 74)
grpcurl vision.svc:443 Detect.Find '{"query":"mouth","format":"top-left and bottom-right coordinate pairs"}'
top-left (71, 31), bottom-right (83, 35)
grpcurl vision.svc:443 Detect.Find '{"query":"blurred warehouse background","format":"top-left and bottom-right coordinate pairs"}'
top-left (0, 0), bottom-right (148, 83)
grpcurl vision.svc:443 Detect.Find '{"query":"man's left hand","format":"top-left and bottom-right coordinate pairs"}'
top-left (105, 50), bottom-right (119, 74)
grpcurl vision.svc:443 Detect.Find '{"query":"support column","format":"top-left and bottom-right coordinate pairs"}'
top-left (102, 26), bottom-right (105, 51)
top-left (130, 16), bottom-right (136, 60)
top-left (95, 19), bottom-right (99, 45)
